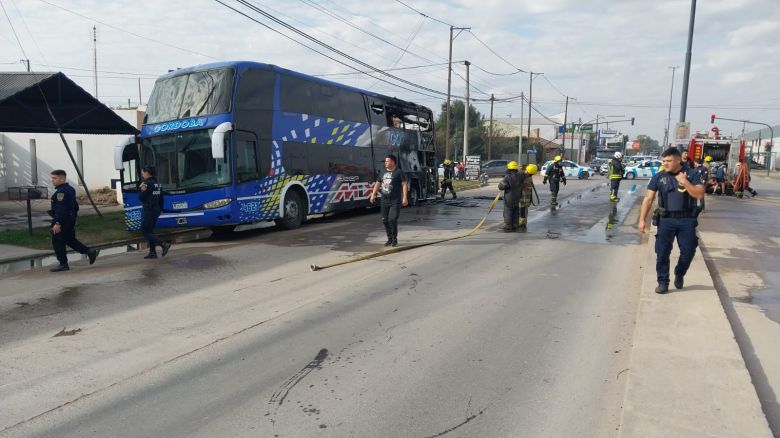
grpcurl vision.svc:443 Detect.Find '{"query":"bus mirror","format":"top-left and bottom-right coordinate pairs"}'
top-left (114, 135), bottom-right (136, 170)
top-left (211, 122), bottom-right (233, 160)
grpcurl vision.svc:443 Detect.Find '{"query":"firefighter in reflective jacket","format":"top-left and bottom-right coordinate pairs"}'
top-left (498, 161), bottom-right (523, 232)
top-left (519, 164), bottom-right (538, 232)
top-left (440, 159), bottom-right (457, 199)
top-left (638, 147), bottom-right (705, 294)
top-left (608, 151), bottom-right (625, 202)
top-left (542, 155), bottom-right (566, 205)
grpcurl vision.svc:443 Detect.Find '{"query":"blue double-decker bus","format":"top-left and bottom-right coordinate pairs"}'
top-left (115, 61), bottom-right (438, 233)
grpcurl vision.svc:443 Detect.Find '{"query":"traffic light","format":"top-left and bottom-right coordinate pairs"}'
top-left (710, 114), bottom-right (716, 124)
top-left (630, 117), bottom-right (635, 126)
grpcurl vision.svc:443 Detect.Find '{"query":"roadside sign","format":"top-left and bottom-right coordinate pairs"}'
top-left (674, 122), bottom-right (690, 144)
top-left (465, 155), bottom-right (481, 180)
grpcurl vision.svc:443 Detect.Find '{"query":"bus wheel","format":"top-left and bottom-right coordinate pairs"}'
top-left (210, 225), bottom-right (236, 236)
top-left (275, 190), bottom-right (304, 229)
top-left (409, 184), bottom-right (419, 207)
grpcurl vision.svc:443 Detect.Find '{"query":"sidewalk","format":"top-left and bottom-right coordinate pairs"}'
top-left (620, 236), bottom-right (772, 437)
top-left (0, 200), bottom-right (123, 231)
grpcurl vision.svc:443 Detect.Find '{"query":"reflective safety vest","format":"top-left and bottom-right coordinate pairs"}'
top-left (608, 159), bottom-right (624, 180)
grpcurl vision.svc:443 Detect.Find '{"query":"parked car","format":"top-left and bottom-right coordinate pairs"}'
top-left (540, 160), bottom-right (594, 179)
top-left (624, 160), bottom-right (662, 179)
top-left (481, 160), bottom-right (511, 177)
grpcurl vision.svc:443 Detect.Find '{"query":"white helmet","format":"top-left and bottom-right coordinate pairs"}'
top-left (614, 152), bottom-right (624, 159)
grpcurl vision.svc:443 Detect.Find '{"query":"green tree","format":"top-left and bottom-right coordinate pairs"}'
top-left (435, 100), bottom-right (488, 161)
top-left (635, 134), bottom-right (660, 153)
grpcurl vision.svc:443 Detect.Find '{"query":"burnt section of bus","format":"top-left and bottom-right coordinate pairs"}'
top-left (368, 98), bottom-right (437, 204)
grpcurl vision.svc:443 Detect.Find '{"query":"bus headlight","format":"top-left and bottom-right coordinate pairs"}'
top-left (202, 198), bottom-right (232, 209)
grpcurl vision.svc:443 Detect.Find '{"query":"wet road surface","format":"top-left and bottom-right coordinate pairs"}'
top-left (1, 177), bottom-right (646, 437)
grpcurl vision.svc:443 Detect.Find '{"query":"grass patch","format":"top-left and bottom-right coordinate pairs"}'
top-left (0, 211), bottom-right (139, 250)
top-left (438, 178), bottom-right (482, 192)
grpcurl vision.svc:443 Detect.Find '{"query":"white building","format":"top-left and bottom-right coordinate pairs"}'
top-left (0, 108), bottom-right (143, 200)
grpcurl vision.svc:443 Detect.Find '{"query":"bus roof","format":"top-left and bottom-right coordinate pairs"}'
top-left (157, 61), bottom-right (433, 113)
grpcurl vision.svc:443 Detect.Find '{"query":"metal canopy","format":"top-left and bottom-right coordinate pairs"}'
top-left (0, 72), bottom-right (138, 135)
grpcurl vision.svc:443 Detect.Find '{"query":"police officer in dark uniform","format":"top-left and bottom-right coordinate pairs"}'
top-left (498, 161), bottom-right (524, 232)
top-left (440, 159), bottom-right (457, 199)
top-left (48, 169), bottom-right (98, 272)
top-left (638, 148), bottom-right (705, 294)
top-left (542, 155), bottom-right (566, 205)
top-left (139, 165), bottom-right (171, 259)
top-left (608, 152), bottom-right (625, 202)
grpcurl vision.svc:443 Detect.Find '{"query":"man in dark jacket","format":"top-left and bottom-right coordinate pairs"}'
top-left (139, 165), bottom-right (171, 259)
top-left (542, 155), bottom-right (567, 205)
top-left (48, 169), bottom-right (98, 272)
top-left (498, 161), bottom-right (524, 232)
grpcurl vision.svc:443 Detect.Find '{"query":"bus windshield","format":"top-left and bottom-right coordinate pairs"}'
top-left (141, 129), bottom-right (230, 191)
top-left (146, 68), bottom-right (234, 124)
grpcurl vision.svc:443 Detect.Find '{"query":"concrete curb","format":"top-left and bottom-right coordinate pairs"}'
top-left (619, 234), bottom-right (772, 437)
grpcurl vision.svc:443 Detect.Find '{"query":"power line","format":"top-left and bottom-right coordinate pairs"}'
top-left (9, 0), bottom-right (48, 65)
top-left (30, 62), bottom-right (160, 78)
top-left (392, 0), bottom-right (453, 27)
top-left (312, 61), bottom-right (453, 77)
top-left (466, 31), bottom-right (527, 73)
top-left (471, 63), bottom-right (525, 76)
top-left (0, 0), bottom-right (28, 59)
top-left (213, 0), bottom-right (451, 100)
top-left (37, 0), bottom-right (220, 60)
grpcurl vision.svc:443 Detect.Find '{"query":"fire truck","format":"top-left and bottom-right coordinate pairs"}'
top-left (685, 128), bottom-right (745, 193)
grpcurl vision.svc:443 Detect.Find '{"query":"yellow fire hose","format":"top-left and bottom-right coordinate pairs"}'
top-left (310, 192), bottom-right (502, 271)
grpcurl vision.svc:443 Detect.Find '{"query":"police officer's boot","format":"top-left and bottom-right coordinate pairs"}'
top-left (551, 195), bottom-right (557, 206)
top-left (144, 252), bottom-right (158, 259)
top-left (50, 264), bottom-right (70, 272)
top-left (655, 283), bottom-right (669, 294)
top-left (674, 276), bottom-right (684, 290)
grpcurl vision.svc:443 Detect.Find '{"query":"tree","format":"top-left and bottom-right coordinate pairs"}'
top-left (635, 134), bottom-right (660, 154)
top-left (435, 100), bottom-right (488, 161)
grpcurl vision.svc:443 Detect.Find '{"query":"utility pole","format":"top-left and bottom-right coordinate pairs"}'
top-left (463, 61), bottom-right (470, 165)
top-left (488, 93), bottom-right (495, 160)
top-left (138, 78), bottom-right (142, 106)
top-left (93, 25), bottom-right (98, 99)
top-left (663, 66), bottom-right (679, 147)
top-left (679, 0), bottom-right (696, 123)
top-left (561, 96), bottom-right (569, 155)
top-left (445, 25), bottom-right (470, 161)
top-left (20, 59), bottom-right (30, 72)
top-left (570, 120), bottom-right (577, 163)
top-left (527, 72), bottom-right (541, 152)
top-left (518, 93), bottom-right (524, 162)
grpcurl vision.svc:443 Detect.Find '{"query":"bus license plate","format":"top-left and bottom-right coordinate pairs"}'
top-left (172, 202), bottom-right (188, 209)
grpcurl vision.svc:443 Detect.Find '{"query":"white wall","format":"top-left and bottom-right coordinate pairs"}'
top-left (0, 132), bottom-right (123, 197)
top-left (0, 108), bottom-right (144, 200)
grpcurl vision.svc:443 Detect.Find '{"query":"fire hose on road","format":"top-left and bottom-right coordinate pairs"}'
top-left (310, 192), bottom-right (502, 271)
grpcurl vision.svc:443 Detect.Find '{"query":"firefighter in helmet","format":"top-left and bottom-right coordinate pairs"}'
top-left (608, 151), bottom-right (625, 202)
top-left (440, 159), bottom-right (457, 199)
top-left (519, 164), bottom-right (538, 232)
top-left (542, 155), bottom-right (567, 205)
top-left (498, 161), bottom-right (523, 232)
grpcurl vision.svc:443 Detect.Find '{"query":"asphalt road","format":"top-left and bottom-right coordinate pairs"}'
top-left (1, 176), bottom-right (647, 438)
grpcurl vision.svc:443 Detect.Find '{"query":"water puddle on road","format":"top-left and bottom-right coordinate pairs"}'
top-left (0, 230), bottom-right (211, 275)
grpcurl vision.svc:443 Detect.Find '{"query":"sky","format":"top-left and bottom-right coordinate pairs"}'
top-left (2, 0), bottom-right (779, 143)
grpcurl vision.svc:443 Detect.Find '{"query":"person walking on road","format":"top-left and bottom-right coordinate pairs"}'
top-left (498, 161), bottom-right (524, 232)
top-left (714, 162), bottom-right (727, 195)
top-left (48, 169), bottom-right (98, 272)
top-left (440, 159), bottom-right (457, 199)
top-left (733, 162), bottom-right (758, 198)
top-left (638, 147), bottom-right (705, 294)
top-left (519, 164), bottom-right (538, 232)
top-left (693, 158), bottom-right (708, 213)
top-left (608, 152), bottom-right (625, 202)
top-left (543, 155), bottom-right (566, 206)
top-left (370, 154), bottom-right (409, 247)
top-left (139, 166), bottom-right (171, 259)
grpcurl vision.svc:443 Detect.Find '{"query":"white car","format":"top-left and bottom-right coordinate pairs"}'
top-left (624, 160), bottom-right (662, 179)
top-left (540, 160), bottom-right (594, 179)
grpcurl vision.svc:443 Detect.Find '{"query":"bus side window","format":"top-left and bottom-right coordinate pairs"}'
top-left (236, 140), bottom-right (260, 183)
